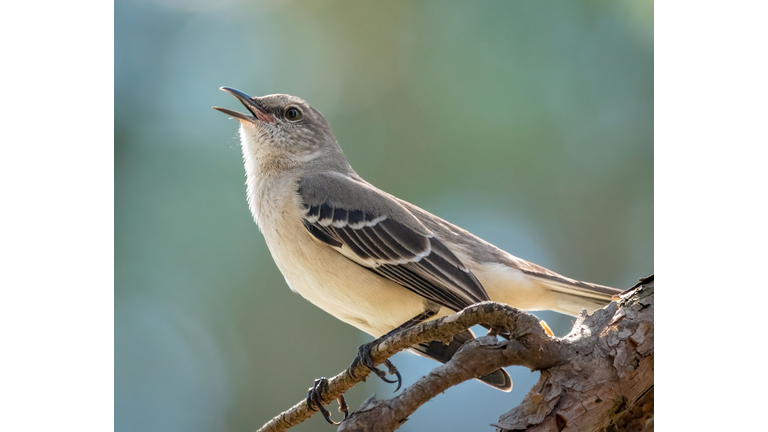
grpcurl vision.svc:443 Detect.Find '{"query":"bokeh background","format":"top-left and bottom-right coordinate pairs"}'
top-left (115, 1), bottom-right (652, 431)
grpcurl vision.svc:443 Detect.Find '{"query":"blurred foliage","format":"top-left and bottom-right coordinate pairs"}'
top-left (115, 1), bottom-right (652, 431)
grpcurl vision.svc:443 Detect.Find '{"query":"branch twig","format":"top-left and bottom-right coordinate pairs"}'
top-left (258, 277), bottom-right (653, 432)
top-left (337, 332), bottom-right (563, 432)
top-left (256, 302), bottom-right (551, 432)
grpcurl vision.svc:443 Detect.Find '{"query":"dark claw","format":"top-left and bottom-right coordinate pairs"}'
top-left (350, 343), bottom-right (388, 380)
top-left (349, 342), bottom-right (403, 392)
top-left (384, 359), bottom-right (402, 392)
top-left (306, 378), bottom-right (347, 425)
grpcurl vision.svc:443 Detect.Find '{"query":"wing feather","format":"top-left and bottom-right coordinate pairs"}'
top-left (298, 176), bottom-right (489, 312)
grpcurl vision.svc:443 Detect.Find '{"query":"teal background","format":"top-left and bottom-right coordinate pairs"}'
top-left (115, 1), bottom-right (652, 431)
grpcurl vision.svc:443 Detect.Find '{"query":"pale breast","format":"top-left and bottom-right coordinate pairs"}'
top-left (254, 179), bottom-right (428, 338)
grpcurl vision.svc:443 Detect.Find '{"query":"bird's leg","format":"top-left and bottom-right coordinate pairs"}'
top-left (349, 310), bottom-right (437, 392)
top-left (306, 377), bottom-right (349, 425)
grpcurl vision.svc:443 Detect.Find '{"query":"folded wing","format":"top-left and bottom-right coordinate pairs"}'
top-left (298, 175), bottom-right (489, 312)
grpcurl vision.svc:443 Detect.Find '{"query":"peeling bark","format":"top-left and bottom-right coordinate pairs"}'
top-left (494, 276), bottom-right (654, 431)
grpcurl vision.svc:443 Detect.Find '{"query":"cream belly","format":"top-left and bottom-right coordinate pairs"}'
top-left (258, 195), bottom-right (428, 338)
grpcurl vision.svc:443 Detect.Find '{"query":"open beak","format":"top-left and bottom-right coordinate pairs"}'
top-left (213, 87), bottom-right (273, 123)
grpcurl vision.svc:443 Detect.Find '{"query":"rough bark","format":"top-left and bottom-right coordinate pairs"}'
top-left (256, 276), bottom-right (654, 432)
top-left (493, 275), bottom-right (654, 432)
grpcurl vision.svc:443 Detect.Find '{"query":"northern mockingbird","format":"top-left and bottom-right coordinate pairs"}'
top-left (214, 87), bottom-right (620, 421)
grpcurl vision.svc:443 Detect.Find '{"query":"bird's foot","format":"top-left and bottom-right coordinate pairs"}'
top-left (306, 377), bottom-right (349, 425)
top-left (349, 342), bottom-right (403, 392)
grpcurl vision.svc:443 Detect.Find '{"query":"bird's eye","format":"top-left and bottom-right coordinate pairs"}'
top-left (284, 106), bottom-right (302, 121)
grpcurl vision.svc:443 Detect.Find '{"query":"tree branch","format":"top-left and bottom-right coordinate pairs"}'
top-left (494, 276), bottom-right (654, 431)
top-left (257, 301), bottom-right (553, 432)
top-left (257, 276), bottom-right (654, 432)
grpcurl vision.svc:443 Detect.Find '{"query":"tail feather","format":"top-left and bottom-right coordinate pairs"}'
top-left (409, 328), bottom-right (512, 392)
top-left (528, 273), bottom-right (622, 316)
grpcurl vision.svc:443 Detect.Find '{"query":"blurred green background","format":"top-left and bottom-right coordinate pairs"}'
top-left (115, 1), bottom-right (652, 431)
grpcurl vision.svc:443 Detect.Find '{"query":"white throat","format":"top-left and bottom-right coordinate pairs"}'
top-left (237, 123), bottom-right (306, 226)
top-left (239, 124), bottom-right (276, 225)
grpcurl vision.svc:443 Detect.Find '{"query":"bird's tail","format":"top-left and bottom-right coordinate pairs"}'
top-left (530, 273), bottom-right (621, 316)
top-left (409, 328), bottom-right (512, 392)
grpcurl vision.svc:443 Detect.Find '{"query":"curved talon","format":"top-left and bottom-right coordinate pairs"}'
top-left (350, 342), bottom-right (403, 391)
top-left (358, 344), bottom-right (388, 379)
top-left (348, 355), bottom-right (362, 379)
top-left (384, 359), bottom-right (403, 392)
top-left (306, 378), bottom-right (347, 426)
top-left (306, 378), bottom-right (326, 413)
top-left (306, 388), bottom-right (316, 411)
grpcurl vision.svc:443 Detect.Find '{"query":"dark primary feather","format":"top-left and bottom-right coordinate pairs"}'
top-left (298, 177), bottom-right (490, 313)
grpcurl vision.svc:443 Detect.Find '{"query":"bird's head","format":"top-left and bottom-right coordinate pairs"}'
top-left (214, 87), bottom-right (342, 168)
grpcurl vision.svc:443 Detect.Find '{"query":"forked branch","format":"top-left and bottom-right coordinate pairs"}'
top-left (257, 276), bottom-right (654, 432)
top-left (257, 301), bottom-right (553, 432)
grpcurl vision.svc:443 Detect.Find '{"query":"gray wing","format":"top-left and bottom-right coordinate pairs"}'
top-left (297, 174), bottom-right (489, 312)
top-left (396, 199), bottom-right (623, 302)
